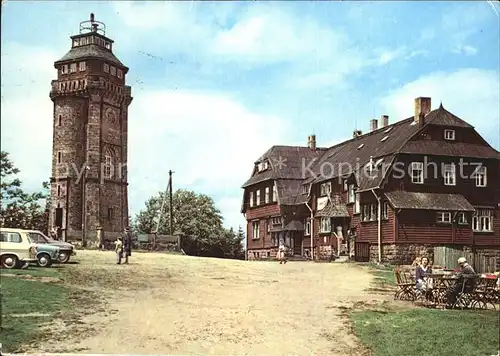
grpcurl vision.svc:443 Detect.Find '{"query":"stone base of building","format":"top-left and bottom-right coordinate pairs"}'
top-left (247, 248), bottom-right (280, 260)
top-left (316, 245), bottom-right (334, 261)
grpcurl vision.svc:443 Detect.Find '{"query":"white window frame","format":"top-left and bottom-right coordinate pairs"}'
top-left (104, 155), bottom-right (112, 178)
top-left (411, 162), bottom-right (424, 184)
top-left (343, 180), bottom-right (348, 191)
top-left (104, 63), bottom-right (110, 73)
top-left (458, 212), bottom-right (467, 225)
top-left (70, 63), bottom-right (77, 73)
top-left (444, 129), bottom-right (455, 141)
top-left (252, 221), bottom-right (260, 240)
top-left (382, 202), bottom-right (388, 219)
top-left (265, 187), bottom-right (270, 204)
top-left (110, 66), bottom-right (116, 76)
top-left (117, 69), bottom-right (123, 79)
top-left (474, 166), bottom-right (487, 187)
top-left (320, 182), bottom-right (331, 196)
top-left (256, 190), bottom-right (260, 205)
top-left (320, 217), bottom-right (331, 233)
top-left (61, 65), bottom-right (69, 74)
top-left (272, 216), bottom-right (282, 225)
top-left (443, 163), bottom-right (456, 186)
top-left (302, 184), bottom-right (309, 194)
top-left (472, 209), bottom-right (493, 232)
top-left (249, 191), bottom-right (254, 207)
top-left (437, 212), bottom-right (451, 223)
top-left (304, 218), bottom-right (311, 235)
top-left (272, 184), bottom-right (277, 202)
top-left (370, 204), bottom-right (377, 221)
top-left (348, 184), bottom-right (355, 203)
top-left (267, 219), bottom-right (271, 233)
top-left (78, 61), bottom-right (86, 71)
top-left (354, 193), bottom-right (360, 214)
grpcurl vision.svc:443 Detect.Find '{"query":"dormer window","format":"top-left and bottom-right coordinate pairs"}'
top-left (103, 63), bottom-right (110, 73)
top-left (69, 63), bottom-right (77, 73)
top-left (110, 66), bottom-right (116, 76)
top-left (444, 129), bottom-right (455, 140)
top-left (380, 136), bottom-right (388, 142)
top-left (302, 184), bottom-right (309, 194)
top-left (79, 62), bottom-right (86, 71)
top-left (61, 65), bottom-right (69, 74)
top-left (320, 182), bottom-right (331, 196)
top-left (73, 38), bottom-right (80, 47)
top-left (357, 144), bottom-right (364, 150)
top-left (117, 69), bottom-right (123, 79)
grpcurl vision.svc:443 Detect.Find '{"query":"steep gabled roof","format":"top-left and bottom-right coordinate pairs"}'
top-left (385, 191), bottom-right (475, 211)
top-left (425, 104), bottom-right (473, 128)
top-left (242, 145), bottom-right (326, 188)
top-left (55, 44), bottom-right (125, 67)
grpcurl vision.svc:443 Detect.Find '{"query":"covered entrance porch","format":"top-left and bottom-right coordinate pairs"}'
top-left (270, 220), bottom-right (305, 256)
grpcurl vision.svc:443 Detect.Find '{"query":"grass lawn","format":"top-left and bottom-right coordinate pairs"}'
top-left (352, 263), bottom-right (500, 356)
top-left (352, 308), bottom-right (499, 356)
top-left (1, 267), bottom-right (69, 352)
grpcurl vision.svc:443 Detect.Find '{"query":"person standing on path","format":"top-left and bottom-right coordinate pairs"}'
top-left (114, 236), bottom-right (123, 264)
top-left (278, 241), bottom-right (287, 264)
top-left (122, 227), bottom-right (132, 264)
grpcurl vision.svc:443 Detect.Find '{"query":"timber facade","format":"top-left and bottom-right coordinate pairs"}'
top-left (241, 97), bottom-right (500, 266)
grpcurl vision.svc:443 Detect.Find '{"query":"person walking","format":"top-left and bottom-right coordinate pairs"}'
top-left (114, 236), bottom-right (123, 264)
top-left (278, 241), bottom-right (287, 264)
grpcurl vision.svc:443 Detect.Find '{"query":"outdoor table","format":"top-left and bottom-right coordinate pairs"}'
top-left (427, 275), bottom-right (458, 307)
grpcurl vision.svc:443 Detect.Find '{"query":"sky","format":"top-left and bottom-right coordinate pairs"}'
top-left (1, 1), bottom-right (499, 231)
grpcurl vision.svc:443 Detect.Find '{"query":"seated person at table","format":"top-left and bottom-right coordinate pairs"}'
top-left (446, 257), bottom-right (476, 306)
top-left (415, 257), bottom-right (432, 291)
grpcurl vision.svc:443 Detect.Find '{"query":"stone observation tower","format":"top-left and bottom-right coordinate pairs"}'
top-left (49, 13), bottom-right (132, 245)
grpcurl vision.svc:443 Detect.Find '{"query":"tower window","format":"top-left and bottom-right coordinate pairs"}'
top-left (104, 155), bottom-right (112, 178)
top-left (57, 115), bottom-right (62, 126)
top-left (79, 62), bottom-right (86, 71)
top-left (61, 65), bottom-right (69, 74)
top-left (70, 63), bottom-right (77, 73)
top-left (103, 63), bottom-right (109, 73)
top-left (57, 151), bottom-right (62, 164)
top-left (57, 185), bottom-right (61, 197)
top-left (110, 66), bottom-right (116, 76)
top-left (107, 208), bottom-right (113, 220)
top-left (117, 69), bottom-right (123, 79)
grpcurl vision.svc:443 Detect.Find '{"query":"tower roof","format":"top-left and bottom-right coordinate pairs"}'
top-left (54, 13), bottom-right (127, 70)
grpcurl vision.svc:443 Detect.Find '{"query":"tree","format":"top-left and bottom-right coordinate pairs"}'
top-left (0, 151), bottom-right (49, 232)
top-left (134, 189), bottom-right (243, 258)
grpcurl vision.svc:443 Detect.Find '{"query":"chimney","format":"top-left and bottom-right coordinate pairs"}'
top-left (352, 130), bottom-right (362, 138)
top-left (414, 97), bottom-right (431, 126)
top-left (370, 119), bottom-right (378, 132)
top-left (381, 115), bottom-right (389, 127)
top-left (308, 135), bottom-right (316, 150)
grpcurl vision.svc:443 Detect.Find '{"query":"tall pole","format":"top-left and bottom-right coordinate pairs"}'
top-left (168, 170), bottom-right (174, 236)
top-left (81, 170), bottom-right (86, 248)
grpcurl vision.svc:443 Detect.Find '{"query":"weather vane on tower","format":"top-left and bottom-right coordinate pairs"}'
top-left (79, 12), bottom-right (106, 36)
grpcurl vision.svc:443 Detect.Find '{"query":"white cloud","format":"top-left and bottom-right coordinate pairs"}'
top-left (452, 45), bottom-right (478, 56)
top-left (128, 89), bottom-right (291, 228)
top-left (379, 68), bottom-right (500, 147)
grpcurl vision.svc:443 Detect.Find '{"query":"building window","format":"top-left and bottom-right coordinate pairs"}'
top-left (370, 204), bottom-right (377, 221)
top-left (117, 69), bottom-right (123, 79)
top-left (272, 184), bottom-right (277, 202)
top-left (362, 204), bottom-right (377, 221)
top-left (354, 193), bottom-right (360, 214)
top-left (320, 182), bottom-right (331, 196)
top-left (70, 63), bottom-right (77, 73)
top-left (265, 187), bottom-right (270, 203)
top-left (79, 61), bottom-right (86, 71)
top-left (472, 209), bottom-right (492, 232)
top-left (348, 185), bottom-right (355, 203)
top-left (249, 191), bottom-right (253, 207)
top-left (382, 202), bottom-right (388, 219)
top-left (343, 180), bottom-right (348, 191)
top-left (252, 221), bottom-right (260, 239)
top-left (437, 212), bottom-right (451, 223)
top-left (411, 162), bottom-right (424, 184)
top-left (57, 151), bottom-right (62, 163)
top-left (110, 66), bottom-right (116, 76)
top-left (103, 63), bottom-right (109, 73)
top-left (272, 216), bottom-right (282, 225)
top-left (474, 166), bottom-right (487, 187)
top-left (267, 219), bottom-right (270, 233)
top-left (305, 218), bottom-right (311, 235)
top-left (104, 155), bottom-right (112, 178)
top-left (443, 163), bottom-right (456, 186)
top-left (61, 65), bottom-right (69, 74)
top-left (57, 115), bottom-right (62, 126)
top-left (320, 217), bottom-right (331, 233)
top-left (457, 212), bottom-right (467, 225)
top-left (444, 129), bottom-right (455, 140)
top-left (107, 208), bottom-right (113, 220)
top-left (57, 185), bottom-right (61, 197)
top-left (256, 190), bottom-right (260, 205)
top-left (73, 38), bottom-right (80, 47)
top-left (302, 184), bottom-right (309, 194)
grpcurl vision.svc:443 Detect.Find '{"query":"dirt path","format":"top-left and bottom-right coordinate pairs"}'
top-left (33, 251), bottom-right (391, 355)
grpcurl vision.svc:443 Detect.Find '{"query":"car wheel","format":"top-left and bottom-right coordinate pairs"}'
top-left (58, 252), bottom-right (70, 263)
top-left (37, 253), bottom-right (52, 268)
top-left (1, 254), bottom-right (19, 269)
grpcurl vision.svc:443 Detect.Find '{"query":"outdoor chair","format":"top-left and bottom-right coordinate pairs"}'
top-left (470, 276), bottom-right (499, 310)
top-left (394, 267), bottom-right (415, 301)
top-left (452, 275), bottom-right (478, 310)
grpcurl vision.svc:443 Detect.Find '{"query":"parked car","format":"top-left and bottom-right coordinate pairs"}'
top-left (26, 230), bottom-right (76, 263)
top-left (0, 228), bottom-right (60, 268)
